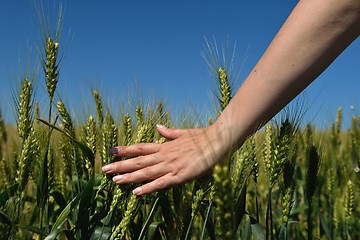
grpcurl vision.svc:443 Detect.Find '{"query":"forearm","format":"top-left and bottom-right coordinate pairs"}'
top-left (213, 0), bottom-right (360, 152)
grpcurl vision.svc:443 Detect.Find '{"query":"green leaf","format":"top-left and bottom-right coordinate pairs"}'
top-left (290, 204), bottom-right (308, 216)
top-left (20, 225), bottom-right (48, 237)
top-left (319, 212), bottom-right (332, 239)
top-left (76, 176), bottom-right (95, 239)
top-left (159, 192), bottom-right (175, 238)
top-left (45, 193), bottom-right (82, 240)
top-left (0, 183), bottom-right (18, 207)
top-left (278, 224), bottom-right (286, 240)
top-left (89, 226), bottom-right (111, 240)
top-left (249, 216), bottom-right (265, 240)
top-left (147, 221), bottom-right (165, 240)
top-left (50, 190), bottom-right (67, 211)
top-left (234, 185), bottom-right (247, 227)
top-left (38, 118), bottom-right (95, 169)
top-left (242, 216), bottom-right (252, 240)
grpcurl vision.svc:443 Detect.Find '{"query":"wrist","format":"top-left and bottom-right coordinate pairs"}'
top-left (207, 117), bottom-right (245, 160)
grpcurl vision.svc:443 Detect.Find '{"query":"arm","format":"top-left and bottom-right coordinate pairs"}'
top-left (102, 0), bottom-right (360, 195)
top-left (215, 0), bottom-right (360, 154)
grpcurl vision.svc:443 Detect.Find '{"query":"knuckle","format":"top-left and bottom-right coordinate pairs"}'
top-left (144, 166), bottom-right (152, 177)
top-left (156, 178), bottom-right (167, 189)
top-left (135, 143), bottom-right (146, 152)
top-left (121, 147), bottom-right (129, 156)
top-left (133, 156), bottom-right (147, 168)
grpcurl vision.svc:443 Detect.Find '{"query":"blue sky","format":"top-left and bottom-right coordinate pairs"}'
top-left (0, 1), bottom-right (359, 129)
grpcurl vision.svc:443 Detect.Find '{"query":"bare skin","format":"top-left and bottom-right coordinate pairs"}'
top-left (102, 0), bottom-right (360, 195)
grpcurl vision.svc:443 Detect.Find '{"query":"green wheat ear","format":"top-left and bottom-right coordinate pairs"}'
top-left (344, 180), bottom-right (354, 221)
top-left (85, 115), bottom-right (96, 175)
top-left (330, 107), bottom-right (342, 148)
top-left (44, 37), bottom-right (60, 102)
top-left (16, 128), bottom-right (40, 190)
top-left (281, 186), bottom-right (294, 225)
top-left (93, 90), bottom-right (104, 127)
top-left (270, 119), bottom-right (296, 187)
top-left (191, 189), bottom-right (205, 219)
top-left (231, 137), bottom-right (256, 199)
top-left (281, 157), bottom-right (296, 225)
top-left (213, 163), bottom-right (235, 240)
top-left (135, 104), bottom-right (144, 125)
top-left (263, 124), bottom-right (273, 178)
top-left (101, 113), bottom-right (118, 165)
top-left (305, 145), bottom-right (321, 202)
top-left (56, 100), bottom-right (76, 138)
top-left (17, 79), bottom-right (33, 146)
top-left (0, 108), bottom-right (7, 144)
top-left (349, 116), bottom-right (360, 167)
top-left (121, 114), bottom-right (132, 146)
top-left (57, 100), bottom-right (84, 177)
top-left (110, 194), bottom-right (139, 240)
top-left (217, 67), bottom-right (232, 112)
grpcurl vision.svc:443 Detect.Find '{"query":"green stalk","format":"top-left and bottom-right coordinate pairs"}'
top-left (266, 187), bottom-right (273, 240)
top-left (200, 200), bottom-right (213, 240)
top-left (307, 200), bottom-right (313, 240)
top-left (138, 197), bottom-right (160, 240)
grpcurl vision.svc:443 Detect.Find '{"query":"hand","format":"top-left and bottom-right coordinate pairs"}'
top-left (102, 124), bottom-right (226, 195)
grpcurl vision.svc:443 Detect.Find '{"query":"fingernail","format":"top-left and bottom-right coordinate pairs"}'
top-left (109, 147), bottom-right (119, 155)
top-left (133, 187), bottom-right (142, 195)
top-left (113, 175), bottom-right (123, 182)
top-left (156, 124), bottom-right (166, 129)
top-left (102, 165), bottom-right (112, 172)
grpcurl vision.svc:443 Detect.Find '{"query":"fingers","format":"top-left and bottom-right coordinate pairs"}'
top-left (109, 142), bottom-right (160, 157)
top-left (102, 154), bottom-right (162, 174)
top-left (132, 174), bottom-right (179, 195)
top-left (156, 124), bottom-right (184, 140)
top-left (109, 160), bottom-right (179, 196)
top-left (112, 164), bottom-right (164, 185)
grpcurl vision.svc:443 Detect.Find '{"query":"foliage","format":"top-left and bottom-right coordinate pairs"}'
top-left (0, 4), bottom-right (359, 240)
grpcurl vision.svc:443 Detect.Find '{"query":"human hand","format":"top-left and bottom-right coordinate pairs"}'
top-left (102, 124), bottom-right (226, 195)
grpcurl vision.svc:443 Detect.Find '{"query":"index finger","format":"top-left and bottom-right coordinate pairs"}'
top-left (110, 143), bottom-right (161, 157)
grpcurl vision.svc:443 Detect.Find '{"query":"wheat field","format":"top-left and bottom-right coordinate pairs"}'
top-left (0, 6), bottom-right (359, 240)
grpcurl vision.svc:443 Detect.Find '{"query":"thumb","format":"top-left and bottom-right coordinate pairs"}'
top-left (156, 124), bottom-right (184, 140)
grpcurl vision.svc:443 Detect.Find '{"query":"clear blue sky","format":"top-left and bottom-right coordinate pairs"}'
top-left (0, 1), bottom-right (359, 129)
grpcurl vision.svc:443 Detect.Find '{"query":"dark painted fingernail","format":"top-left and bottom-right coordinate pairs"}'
top-left (109, 147), bottom-right (119, 155)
